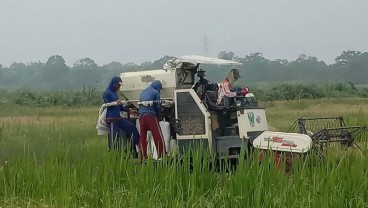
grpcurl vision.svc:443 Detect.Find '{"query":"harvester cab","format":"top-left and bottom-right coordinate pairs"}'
top-left (119, 55), bottom-right (313, 160)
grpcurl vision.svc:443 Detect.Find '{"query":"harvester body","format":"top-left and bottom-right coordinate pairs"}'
top-left (119, 55), bottom-right (313, 159)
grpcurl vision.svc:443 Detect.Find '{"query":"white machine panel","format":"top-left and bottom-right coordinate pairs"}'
top-left (253, 131), bottom-right (313, 153)
top-left (120, 69), bottom-right (177, 103)
top-left (237, 109), bottom-right (269, 139)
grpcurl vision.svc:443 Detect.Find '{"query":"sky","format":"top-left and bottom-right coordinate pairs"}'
top-left (0, 0), bottom-right (367, 67)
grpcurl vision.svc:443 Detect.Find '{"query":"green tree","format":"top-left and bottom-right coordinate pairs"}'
top-left (72, 58), bottom-right (98, 70)
top-left (335, 50), bottom-right (362, 67)
top-left (275, 59), bottom-right (289, 65)
top-left (123, 62), bottom-right (139, 71)
top-left (68, 58), bottom-right (102, 88)
top-left (237, 53), bottom-right (271, 82)
top-left (241, 52), bottom-right (266, 63)
top-left (9, 62), bottom-right (27, 70)
top-left (151, 56), bottom-right (175, 69)
top-left (218, 51), bottom-right (235, 60)
top-left (0, 68), bottom-right (20, 87)
top-left (102, 61), bottom-right (124, 71)
top-left (20, 62), bottom-right (45, 88)
top-left (27, 61), bottom-right (45, 71)
top-left (42, 55), bottom-right (70, 89)
top-left (141, 61), bottom-right (153, 70)
top-left (287, 55), bottom-right (329, 82)
top-left (344, 52), bottom-right (368, 83)
top-left (44, 55), bottom-right (69, 79)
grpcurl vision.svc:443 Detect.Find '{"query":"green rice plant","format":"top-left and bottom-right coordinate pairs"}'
top-left (0, 98), bottom-right (368, 207)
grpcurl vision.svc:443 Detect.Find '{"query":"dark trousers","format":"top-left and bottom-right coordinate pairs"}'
top-left (107, 118), bottom-right (139, 151)
top-left (139, 115), bottom-right (165, 159)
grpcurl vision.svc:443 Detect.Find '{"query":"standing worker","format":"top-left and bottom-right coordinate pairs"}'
top-left (138, 80), bottom-right (166, 160)
top-left (216, 68), bottom-right (248, 105)
top-left (103, 76), bottom-right (140, 155)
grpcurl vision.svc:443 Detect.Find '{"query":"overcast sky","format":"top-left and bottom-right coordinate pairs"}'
top-left (1, 0), bottom-right (367, 67)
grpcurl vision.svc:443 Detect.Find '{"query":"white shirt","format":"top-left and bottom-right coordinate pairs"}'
top-left (216, 78), bottom-right (237, 104)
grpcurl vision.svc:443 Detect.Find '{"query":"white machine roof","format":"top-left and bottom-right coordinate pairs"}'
top-left (177, 55), bottom-right (242, 65)
top-left (163, 55), bottom-right (242, 70)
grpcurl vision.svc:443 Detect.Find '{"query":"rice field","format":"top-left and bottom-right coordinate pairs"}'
top-left (0, 98), bottom-right (368, 207)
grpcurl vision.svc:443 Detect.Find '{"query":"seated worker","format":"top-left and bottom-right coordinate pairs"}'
top-left (103, 76), bottom-right (140, 154)
top-left (216, 68), bottom-right (248, 105)
top-left (192, 69), bottom-right (213, 100)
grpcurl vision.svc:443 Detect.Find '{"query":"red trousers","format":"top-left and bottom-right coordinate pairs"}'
top-left (139, 115), bottom-right (166, 159)
top-left (259, 150), bottom-right (293, 173)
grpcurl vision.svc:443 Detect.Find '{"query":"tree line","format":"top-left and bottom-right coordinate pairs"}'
top-left (0, 50), bottom-right (367, 91)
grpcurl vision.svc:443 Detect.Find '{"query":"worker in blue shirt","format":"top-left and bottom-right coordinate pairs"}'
top-left (138, 80), bottom-right (165, 160)
top-left (103, 76), bottom-right (139, 154)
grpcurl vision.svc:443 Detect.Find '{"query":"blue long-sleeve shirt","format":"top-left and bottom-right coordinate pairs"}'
top-left (139, 80), bottom-right (162, 117)
top-left (103, 76), bottom-right (129, 120)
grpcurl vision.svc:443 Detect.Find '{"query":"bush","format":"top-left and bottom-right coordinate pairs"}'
top-left (254, 82), bottom-right (365, 101)
top-left (13, 87), bottom-right (101, 107)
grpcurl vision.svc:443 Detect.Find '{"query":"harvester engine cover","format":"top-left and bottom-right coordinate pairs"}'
top-left (252, 131), bottom-right (313, 153)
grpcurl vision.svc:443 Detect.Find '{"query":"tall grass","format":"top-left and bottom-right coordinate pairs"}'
top-left (0, 99), bottom-right (368, 207)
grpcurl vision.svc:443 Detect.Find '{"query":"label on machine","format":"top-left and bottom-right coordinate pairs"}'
top-left (252, 131), bottom-right (313, 153)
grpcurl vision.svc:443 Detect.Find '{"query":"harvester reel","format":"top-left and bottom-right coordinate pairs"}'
top-left (306, 130), bottom-right (314, 136)
top-left (289, 116), bottom-right (367, 157)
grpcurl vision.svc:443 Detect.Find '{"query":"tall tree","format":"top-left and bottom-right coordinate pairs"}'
top-left (10, 62), bottom-right (27, 70)
top-left (69, 58), bottom-right (101, 88)
top-left (335, 50), bottom-right (362, 67)
top-left (103, 61), bottom-right (124, 71)
top-left (342, 52), bottom-right (368, 83)
top-left (241, 52), bottom-right (266, 63)
top-left (123, 62), bottom-right (139, 71)
top-left (218, 51), bottom-right (235, 60)
top-left (141, 61), bottom-right (153, 70)
top-left (151, 55), bottom-right (175, 69)
top-left (274, 59), bottom-right (289, 65)
top-left (42, 55), bottom-right (70, 89)
top-left (72, 58), bottom-right (98, 70)
top-left (27, 61), bottom-right (45, 71)
top-left (44, 55), bottom-right (69, 78)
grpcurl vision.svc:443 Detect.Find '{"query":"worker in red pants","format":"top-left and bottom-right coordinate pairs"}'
top-left (138, 80), bottom-right (166, 160)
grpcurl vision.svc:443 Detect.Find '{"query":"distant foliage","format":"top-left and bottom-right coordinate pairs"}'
top-left (13, 86), bottom-right (101, 107)
top-left (255, 84), bottom-right (323, 101)
top-left (0, 51), bottom-right (367, 91)
top-left (255, 82), bottom-right (368, 101)
top-left (0, 82), bottom-right (366, 108)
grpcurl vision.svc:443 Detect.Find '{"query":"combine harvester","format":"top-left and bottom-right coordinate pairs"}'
top-left (99, 55), bottom-right (367, 169)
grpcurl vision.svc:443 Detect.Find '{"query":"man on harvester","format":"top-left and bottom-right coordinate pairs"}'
top-left (102, 76), bottom-right (140, 156)
top-left (217, 68), bottom-right (249, 106)
top-left (192, 69), bottom-right (218, 100)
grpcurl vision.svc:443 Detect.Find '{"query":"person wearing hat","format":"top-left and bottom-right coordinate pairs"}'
top-left (192, 69), bottom-right (214, 100)
top-left (216, 68), bottom-right (248, 105)
top-left (138, 80), bottom-right (166, 160)
top-left (103, 76), bottom-right (140, 154)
